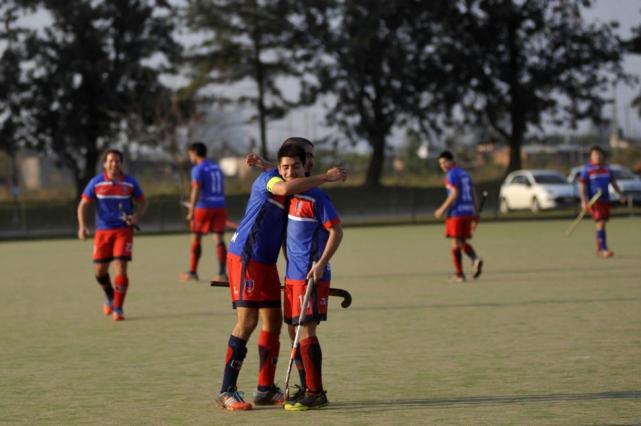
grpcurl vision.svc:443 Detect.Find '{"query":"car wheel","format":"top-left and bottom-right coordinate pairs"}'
top-left (499, 197), bottom-right (510, 214)
top-left (530, 197), bottom-right (541, 213)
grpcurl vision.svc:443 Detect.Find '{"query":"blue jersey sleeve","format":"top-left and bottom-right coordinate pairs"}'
top-left (317, 193), bottom-right (340, 229)
top-left (191, 165), bottom-right (201, 186)
top-left (446, 169), bottom-right (460, 188)
top-left (132, 178), bottom-right (144, 199)
top-left (579, 166), bottom-right (589, 183)
top-left (82, 177), bottom-right (96, 200)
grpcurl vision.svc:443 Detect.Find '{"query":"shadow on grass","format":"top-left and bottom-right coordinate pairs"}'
top-left (325, 390), bottom-right (641, 412)
top-left (349, 296), bottom-right (641, 312)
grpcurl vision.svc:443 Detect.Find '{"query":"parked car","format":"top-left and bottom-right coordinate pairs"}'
top-left (499, 170), bottom-right (578, 213)
top-left (567, 164), bottom-right (641, 205)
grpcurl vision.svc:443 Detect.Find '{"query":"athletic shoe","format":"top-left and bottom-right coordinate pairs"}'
top-left (284, 390), bottom-right (329, 411)
top-left (112, 308), bottom-right (125, 321)
top-left (253, 385), bottom-right (285, 405)
top-left (179, 271), bottom-right (199, 282)
top-left (103, 300), bottom-right (113, 315)
top-left (473, 258), bottom-right (484, 279)
top-left (449, 274), bottom-right (466, 283)
top-left (597, 250), bottom-right (614, 258)
top-left (216, 390), bottom-right (252, 411)
top-left (285, 385), bottom-right (306, 403)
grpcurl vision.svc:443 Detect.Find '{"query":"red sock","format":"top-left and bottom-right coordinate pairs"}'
top-left (451, 248), bottom-right (463, 275)
top-left (216, 242), bottom-right (227, 275)
top-left (462, 243), bottom-right (477, 260)
top-left (300, 336), bottom-right (323, 393)
top-left (113, 275), bottom-right (129, 309)
top-left (189, 242), bottom-right (201, 273)
top-left (257, 330), bottom-right (280, 390)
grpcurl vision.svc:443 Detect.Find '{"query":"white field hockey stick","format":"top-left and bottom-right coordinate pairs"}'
top-left (283, 271), bottom-right (317, 400)
top-left (565, 189), bottom-right (602, 237)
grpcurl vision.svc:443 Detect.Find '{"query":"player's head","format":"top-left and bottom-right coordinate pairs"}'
top-left (589, 145), bottom-right (605, 165)
top-left (282, 137), bottom-right (314, 176)
top-left (102, 149), bottom-right (123, 177)
top-left (188, 142), bottom-right (207, 164)
top-left (277, 143), bottom-right (306, 181)
top-left (438, 150), bottom-right (455, 173)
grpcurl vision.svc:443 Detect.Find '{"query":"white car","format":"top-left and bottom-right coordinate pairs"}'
top-left (567, 164), bottom-right (641, 205)
top-left (499, 170), bottom-right (578, 213)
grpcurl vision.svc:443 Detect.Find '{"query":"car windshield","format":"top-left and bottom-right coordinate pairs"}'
top-left (612, 168), bottom-right (638, 180)
top-left (533, 174), bottom-right (567, 184)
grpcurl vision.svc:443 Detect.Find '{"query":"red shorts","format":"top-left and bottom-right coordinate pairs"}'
top-left (590, 202), bottom-right (610, 222)
top-left (227, 253), bottom-right (281, 309)
top-left (284, 278), bottom-right (330, 325)
top-left (93, 228), bottom-right (133, 263)
top-left (192, 207), bottom-right (227, 234)
top-left (445, 216), bottom-right (474, 239)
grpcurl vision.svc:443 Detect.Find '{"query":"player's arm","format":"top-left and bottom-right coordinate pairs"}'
top-left (270, 167), bottom-right (347, 196)
top-left (578, 180), bottom-right (589, 211)
top-left (610, 176), bottom-right (626, 204)
top-left (307, 223), bottom-right (343, 282)
top-left (77, 198), bottom-right (91, 240)
top-left (129, 197), bottom-right (147, 225)
top-left (187, 183), bottom-right (200, 221)
top-left (246, 153), bottom-right (273, 171)
top-left (435, 186), bottom-right (458, 219)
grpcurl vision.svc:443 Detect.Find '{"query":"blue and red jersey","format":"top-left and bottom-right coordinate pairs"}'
top-left (285, 188), bottom-right (341, 282)
top-left (445, 166), bottom-right (476, 217)
top-left (229, 169), bottom-right (288, 265)
top-left (579, 162), bottom-right (613, 203)
top-left (191, 159), bottom-right (225, 208)
top-left (82, 172), bottom-right (145, 230)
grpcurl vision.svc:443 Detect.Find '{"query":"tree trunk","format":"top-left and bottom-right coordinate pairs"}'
top-left (364, 131), bottom-right (386, 188)
top-left (74, 148), bottom-right (100, 200)
top-left (507, 116), bottom-right (525, 174)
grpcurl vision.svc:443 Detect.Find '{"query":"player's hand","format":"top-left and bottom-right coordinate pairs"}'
top-left (186, 208), bottom-right (194, 221)
top-left (307, 261), bottom-right (326, 282)
top-left (581, 201), bottom-right (590, 212)
top-left (125, 214), bottom-right (138, 226)
top-left (434, 207), bottom-right (445, 219)
top-left (619, 194), bottom-right (627, 205)
top-left (78, 227), bottom-right (88, 240)
top-left (246, 153), bottom-right (270, 170)
top-left (324, 167), bottom-right (347, 183)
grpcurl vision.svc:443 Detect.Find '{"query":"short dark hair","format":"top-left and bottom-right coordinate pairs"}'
top-left (277, 143), bottom-right (306, 165)
top-left (188, 142), bottom-right (207, 158)
top-left (438, 150), bottom-right (454, 161)
top-left (589, 145), bottom-right (605, 155)
top-left (282, 137), bottom-right (314, 150)
top-left (102, 149), bottom-right (124, 163)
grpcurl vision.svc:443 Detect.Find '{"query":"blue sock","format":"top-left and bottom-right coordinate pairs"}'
top-left (596, 229), bottom-right (607, 251)
top-left (220, 335), bottom-right (247, 393)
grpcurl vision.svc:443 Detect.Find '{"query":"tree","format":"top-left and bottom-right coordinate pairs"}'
top-left (0, 2), bottom-right (34, 199)
top-left (626, 18), bottom-right (641, 116)
top-left (184, 0), bottom-right (301, 159)
top-left (451, 0), bottom-right (626, 174)
top-left (26, 0), bottom-right (180, 198)
top-left (293, 1), bottom-right (459, 188)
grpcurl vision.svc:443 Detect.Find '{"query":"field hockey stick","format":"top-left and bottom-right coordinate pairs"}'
top-left (119, 203), bottom-right (141, 231)
top-left (565, 189), bottom-right (602, 237)
top-left (283, 273), bottom-right (316, 401)
top-left (210, 280), bottom-right (352, 308)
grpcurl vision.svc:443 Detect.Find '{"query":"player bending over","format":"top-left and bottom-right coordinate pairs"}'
top-left (578, 146), bottom-right (625, 258)
top-left (280, 139), bottom-right (343, 411)
top-left (77, 149), bottom-right (147, 321)
top-left (215, 143), bottom-right (347, 411)
top-left (434, 151), bottom-right (483, 283)
top-left (180, 142), bottom-right (228, 282)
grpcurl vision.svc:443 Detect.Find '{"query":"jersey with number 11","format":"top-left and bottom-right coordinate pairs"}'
top-left (192, 159), bottom-right (225, 208)
top-left (445, 166), bottom-right (476, 217)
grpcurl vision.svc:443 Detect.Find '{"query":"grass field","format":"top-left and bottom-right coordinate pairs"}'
top-left (1, 218), bottom-right (640, 425)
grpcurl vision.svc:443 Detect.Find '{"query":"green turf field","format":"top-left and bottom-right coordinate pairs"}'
top-left (1, 218), bottom-right (640, 425)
